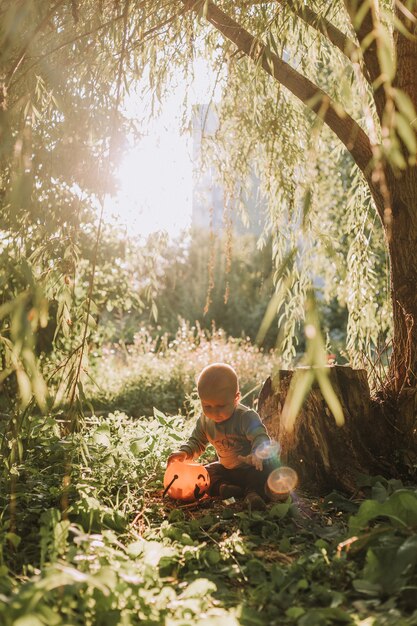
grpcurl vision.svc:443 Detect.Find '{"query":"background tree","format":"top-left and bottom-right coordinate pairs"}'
top-left (181, 1), bottom-right (417, 406)
top-left (1, 1), bottom-right (416, 465)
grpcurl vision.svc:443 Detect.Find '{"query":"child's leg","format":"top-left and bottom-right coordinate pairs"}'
top-left (205, 462), bottom-right (229, 496)
top-left (230, 461), bottom-right (279, 498)
top-left (242, 466), bottom-right (270, 497)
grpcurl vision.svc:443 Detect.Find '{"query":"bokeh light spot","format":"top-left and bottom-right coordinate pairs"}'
top-left (267, 466), bottom-right (298, 494)
top-left (254, 440), bottom-right (280, 460)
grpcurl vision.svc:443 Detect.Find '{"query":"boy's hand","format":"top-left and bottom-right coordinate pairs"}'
top-left (237, 454), bottom-right (263, 471)
top-left (167, 451), bottom-right (190, 466)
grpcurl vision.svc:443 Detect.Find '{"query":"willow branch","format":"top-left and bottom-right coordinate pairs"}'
top-left (344, 0), bottom-right (386, 119)
top-left (6, 0), bottom-right (67, 88)
top-left (182, 0), bottom-right (373, 173)
top-left (246, 0), bottom-right (362, 69)
top-left (289, 2), bottom-right (360, 59)
top-left (68, 0), bottom-right (131, 423)
top-left (9, 8), bottom-right (136, 91)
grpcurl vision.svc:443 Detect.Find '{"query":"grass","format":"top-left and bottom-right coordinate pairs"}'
top-left (87, 322), bottom-right (274, 417)
top-left (1, 334), bottom-right (417, 625)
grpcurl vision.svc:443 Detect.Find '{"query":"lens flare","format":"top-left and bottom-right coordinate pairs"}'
top-left (254, 440), bottom-right (280, 460)
top-left (267, 466), bottom-right (298, 495)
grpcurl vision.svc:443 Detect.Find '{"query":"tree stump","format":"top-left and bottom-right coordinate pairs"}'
top-left (257, 365), bottom-right (385, 495)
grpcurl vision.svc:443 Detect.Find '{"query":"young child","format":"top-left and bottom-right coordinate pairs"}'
top-left (167, 362), bottom-right (279, 510)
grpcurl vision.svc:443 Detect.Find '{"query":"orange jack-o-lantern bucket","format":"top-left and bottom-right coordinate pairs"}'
top-left (163, 461), bottom-right (210, 501)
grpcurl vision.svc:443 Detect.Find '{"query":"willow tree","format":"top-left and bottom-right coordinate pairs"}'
top-left (179, 3), bottom-right (417, 380)
top-left (1, 2), bottom-right (416, 463)
top-left (174, 0), bottom-right (417, 482)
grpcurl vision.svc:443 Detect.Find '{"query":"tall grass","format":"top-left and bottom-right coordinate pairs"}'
top-left (88, 321), bottom-right (276, 417)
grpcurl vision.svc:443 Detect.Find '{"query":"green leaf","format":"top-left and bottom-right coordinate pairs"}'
top-left (180, 578), bottom-right (217, 597)
top-left (371, 481), bottom-right (388, 503)
top-left (16, 368), bottom-right (32, 408)
top-left (143, 540), bottom-right (176, 566)
top-left (94, 566), bottom-right (118, 589)
top-left (14, 617), bottom-right (45, 626)
top-left (204, 548), bottom-right (221, 565)
top-left (298, 607), bottom-right (353, 625)
top-left (92, 430), bottom-right (111, 447)
top-left (387, 145), bottom-right (407, 170)
top-left (395, 535), bottom-right (417, 577)
top-left (281, 368), bottom-right (315, 432)
top-left (316, 368), bottom-right (345, 427)
top-left (349, 489), bottom-right (417, 535)
top-left (354, 1), bottom-right (372, 29)
top-left (255, 249), bottom-right (296, 346)
top-left (285, 607), bottom-right (305, 619)
top-left (394, 89), bottom-right (417, 124)
top-left (395, 112), bottom-right (417, 157)
top-left (5, 532), bottom-right (21, 548)
top-left (130, 438), bottom-right (148, 454)
top-left (302, 187), bottom-right (312, 227)
top-left (353, 578), bottom-right (382, 596)
top-left (268, 502), bottom-right (290, 519)
top-left (377, 29), bottom-right (396, 81)
top-left (127, 540), bottom-right (144, 557)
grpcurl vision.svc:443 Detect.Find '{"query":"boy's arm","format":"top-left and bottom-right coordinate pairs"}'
top-left (243, 410), bottom-right (271, 452)
top-left (179, 415), bottom-right (208, 458)
top-left (238, 410), bottom-right (271, 469)
top-left (170, 416), bottom-right (208, 462)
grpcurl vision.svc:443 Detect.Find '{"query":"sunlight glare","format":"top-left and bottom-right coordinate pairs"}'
top-left (267, 466), bottom-right (298, 494)
top-left (109, 128), bottom-right (192, 238)
top-left (254, 440), bottom-right (280, 460)
top-left (107, 59), bottom-right (224, 238)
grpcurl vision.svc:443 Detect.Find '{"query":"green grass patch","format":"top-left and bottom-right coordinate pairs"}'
top-left (87, 323), bottom-right (272, 416)
top-left (1, 409), bottom-right (417, 626)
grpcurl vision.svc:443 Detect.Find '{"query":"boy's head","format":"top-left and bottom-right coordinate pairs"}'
top-left (197, 363), bottom-right (240, 423)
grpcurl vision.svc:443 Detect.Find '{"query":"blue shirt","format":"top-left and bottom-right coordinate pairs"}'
top-left (180, 403), bottom-right (270, 469)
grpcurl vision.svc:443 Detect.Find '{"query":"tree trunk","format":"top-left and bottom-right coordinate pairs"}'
top-left (387, 174), bottom-right (417, 391)
top-left (257, 366), bottom-right (396, 494)
top-left (378, 174), bottom-right (417, 452)
top-left (182, 0), bottom-right (417, 442)
top-left (382, 13), bottom-right (417, 427)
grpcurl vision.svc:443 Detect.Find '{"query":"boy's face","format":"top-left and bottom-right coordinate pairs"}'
top-left (199, 388), bottom-right (239, 423)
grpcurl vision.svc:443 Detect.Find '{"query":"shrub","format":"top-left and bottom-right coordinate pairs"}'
top-left (88, 321), bottom-right (275, 416)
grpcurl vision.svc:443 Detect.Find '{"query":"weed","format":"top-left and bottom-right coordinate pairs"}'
top-left (87, 321), bottom-right (275, 416)
top-left (1, 351), bottom-right (417, 625)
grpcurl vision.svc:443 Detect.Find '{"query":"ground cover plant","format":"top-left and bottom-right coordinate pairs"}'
top-left (1, 372), bottom-right (417, 625)
top-left (87, 322), bottom-right (273, 417)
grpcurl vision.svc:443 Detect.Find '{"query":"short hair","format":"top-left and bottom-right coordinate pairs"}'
top-left (197, 363), bottom-right (239, 396)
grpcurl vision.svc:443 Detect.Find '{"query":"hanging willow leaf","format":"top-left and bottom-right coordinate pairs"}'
top-left (395, 112), bottom-right (417, 157)
top-left (394, 89), bottom-right (417, 124)
top-left (315, 368), bottom-right (345, 427)
top-left (281, 368), bottom-right (315, 432)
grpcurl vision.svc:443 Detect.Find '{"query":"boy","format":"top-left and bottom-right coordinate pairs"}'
top-left (167, 362), bottom-right (278, 510)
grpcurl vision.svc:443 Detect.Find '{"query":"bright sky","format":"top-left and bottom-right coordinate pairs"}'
top-left (106, 60), bottom-right (222, 239)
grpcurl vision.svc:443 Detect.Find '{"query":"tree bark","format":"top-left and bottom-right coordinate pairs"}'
top-left (386, 172), bottom-right (417, 422)
top-left (382, 6), bottom-right (417, 401)
top-left (258, 366), bottom-right (395, 494)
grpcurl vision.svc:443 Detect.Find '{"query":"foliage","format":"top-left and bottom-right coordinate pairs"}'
top-left (87, 321), bottom-right (274, 416)
top-left (209, 76), bottom-right (392, 367)
top-left (152, 230), bottom-right (277, 346)
top-left (103, 230), bottom-right (282, 348)
top-left (1, 2), bottom-right (417, 621)
top-left (0, 222), bottom-right (165, 414)
top-left (79, 228), bottom-right (356, 362)
top-left (1, 403), bottom-right (417, 625)
top-left (1, 0), bottom-right (409, 401)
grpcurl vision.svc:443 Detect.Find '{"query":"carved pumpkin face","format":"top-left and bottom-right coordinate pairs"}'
top-left (163, 461), bottom-right (210, 501)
